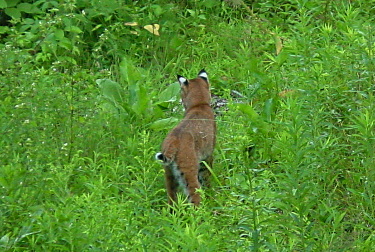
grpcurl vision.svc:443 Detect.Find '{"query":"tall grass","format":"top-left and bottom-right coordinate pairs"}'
top-left (1, 0), bottom-right (374, 250)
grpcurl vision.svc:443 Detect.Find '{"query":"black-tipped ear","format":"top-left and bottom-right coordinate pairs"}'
top-left (177, 75), bottom-right (188, 85)
top-left (198, 69), bottom-right (208, 82)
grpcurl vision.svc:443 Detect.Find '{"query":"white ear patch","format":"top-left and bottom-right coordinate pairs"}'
top-left (198, 70), bottom-right (208, 82)
top-left (178, 76), bottom-right (187, 85)
top-left (198, 71), bottom-right (208, 79)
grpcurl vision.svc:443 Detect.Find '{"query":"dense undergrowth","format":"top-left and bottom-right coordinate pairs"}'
top-left (1, 0), bottom-right (374, 250)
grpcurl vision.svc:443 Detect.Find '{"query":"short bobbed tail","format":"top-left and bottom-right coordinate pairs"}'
top-left (155, 152), bottom-right (165, 162)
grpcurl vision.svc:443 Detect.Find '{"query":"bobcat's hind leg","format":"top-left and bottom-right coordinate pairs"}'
top-left (164, 164), bottom-right (178, 205)
top-left (199, 155), bottom-right (213, 188)
top-left (178, 158), bottom-right (201, 206)
top-left (183, 168), bottom-right (201, 206)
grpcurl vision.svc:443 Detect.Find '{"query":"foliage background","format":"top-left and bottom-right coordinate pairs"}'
top-left (1, 0), bottom-right (375, 250)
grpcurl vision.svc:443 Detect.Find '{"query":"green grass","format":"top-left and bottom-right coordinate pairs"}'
top-left (1, 0), bottom-right (375, 250)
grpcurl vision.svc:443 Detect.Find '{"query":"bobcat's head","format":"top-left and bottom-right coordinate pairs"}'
top-left (177, 69), bottom-right (211, 110)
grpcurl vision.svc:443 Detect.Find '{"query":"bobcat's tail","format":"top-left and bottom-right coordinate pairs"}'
top-left (155, 152), bottom-right (166, 162)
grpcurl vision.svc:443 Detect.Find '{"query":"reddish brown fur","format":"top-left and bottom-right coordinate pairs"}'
top-left (157, 70), bottom-right (216, 206)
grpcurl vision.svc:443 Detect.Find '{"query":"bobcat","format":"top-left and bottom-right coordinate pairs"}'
top-left (156, 69), bottom-right (216, 206)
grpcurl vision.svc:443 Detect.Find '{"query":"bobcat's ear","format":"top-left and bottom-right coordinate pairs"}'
top-left (177, 75), bottom-right (188, 86)
top-left (198, 69), bottom-right (208, 82)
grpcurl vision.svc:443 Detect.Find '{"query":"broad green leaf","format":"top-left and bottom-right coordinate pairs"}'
top-left (0, 26), bottom-right (9, 34)
top-left (62, 16), bottom-right (72, 27)
top-left (150, 117), bottom-right (178, 131)
top-left (236, 103), bottom-right (271, 133)
top-left (5, 0), bottom-right (19, 7)
top-left (4, 8), bottom-right (21, 19)
top-left (18, 3), bottom-right (42, 14)
top-left (65, 26), bottom-right (83, 33)
top-left (151, 5), bottom-right (163, 17)
top-left (96, 79), bottom-right (124, 104)
top-left (157, 82), bottom-right (180, 103)
top-left (263, 98), bottom-right (277, 122)
top-left (236, 103), bottom-right (259, 120)
top-left (56, 56), bottom-right (77, 65)
top-left (201, 0), bottom-right (218, 8)
top-left (0, 0), bottom-right (7, 8)
top-left (0, 233), bottom-right (11, 246)
top-left (132, 84), bottom-right (149, 115)
top-left (0, 175), bottom-right (7, 187)
top-left (54, 29), bottom-right (64, 40)
top-left (58, 37), bottom-right (73, 50)
top-left (169, 36), bottom-right (183, 49)
top-left (120, 58), bottom-right (141, 84)
top-left (128, 83), bottom-right (137, 107)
